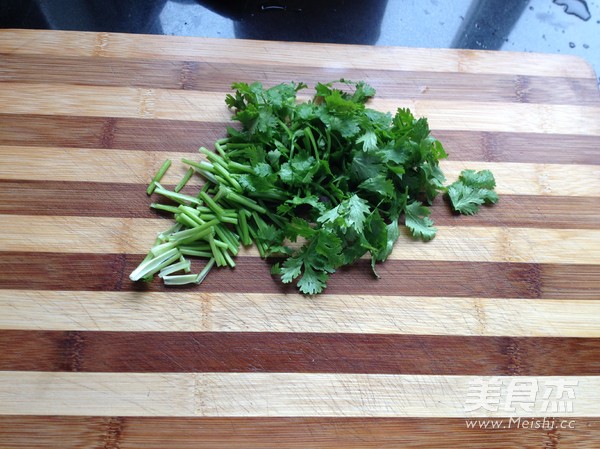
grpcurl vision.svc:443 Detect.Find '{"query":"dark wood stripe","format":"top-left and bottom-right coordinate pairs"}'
top-left (1, 330), bottom-right (599, 375)
top-left (0, 416), bottom-right (596, 448)
top-left (2, 179), bottom-right (599, 229)
top-left (2, 113), bottom-right (599, 165)
top-left (434, 130), bottom-right (600, 164)
top-left (0, 181), bottom-right (155, 218)
top-left (2, 54), bottom-right (598, 105)
top-left (431, 194), bottom-right (600, 229)
top-left (0, 252), bottom-right (597, 299)
top-left (0, 114), bottom-right (223, 152)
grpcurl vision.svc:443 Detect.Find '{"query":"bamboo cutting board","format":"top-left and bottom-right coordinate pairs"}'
top-left (1, 29), bottom-right (600, 448)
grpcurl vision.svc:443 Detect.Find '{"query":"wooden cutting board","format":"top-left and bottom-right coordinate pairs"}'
top-left (1, 29), bottom-right (600, 448)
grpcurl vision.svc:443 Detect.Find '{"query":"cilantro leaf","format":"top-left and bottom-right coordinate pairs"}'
top-left (279, 229), bottom-right (343, 294)
top-left (278, 194), bottom-right (327, 217)
top-left (362, 211), bottom-right (388, 275)
top-left (279, 153), bottom-right (318, 186)
top-left (350, 152), bottom-right (385, 182)
top-left (447, 169), bottom-right (499, 215)
top-left (358, 175), bottom-right (395, 199)
top-left (356, 130), bottom-right (378, 152)
top-left (296, 266), bottom-right (330, 295)
top-left (351, 80), bottom-right (376, 103)
top-left (405, 201), bottom-right (437, 241)
top-left (457, 169), bottom-right (497, 190)
top-left (318, 194), bottom-right (371, 234)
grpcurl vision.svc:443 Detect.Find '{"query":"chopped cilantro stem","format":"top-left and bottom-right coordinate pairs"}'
top-left (159, 259), bottom-right (191, 277)
top-left (223, 250), bottom-right (236, 268)
top-left (213, 163), bottom-right (242, 191)
top-left (199, 146), bottom-right (228, 169)
top-left (129, 248), bottom-right (180, 281)
top-left (162, 273), bottom-right (200, 285)
top-left (196, 258), bottom-right (215, 283)
top-left (179, 248), bottom-right (213, 258)
top-left (198, 191), bottom-right (225, 217)
top-left (208, 234), bottom-right (226, 267)
top-left (214, 225), bottom-right (239, 255)
top-left (214, 140), bottom-right (228, 157)
top-left (146, 159), bottom-right (172, 195)
top-left (227, 161), bottom-right (254, 174)
top-left (150, 240), bottom-right (179, 257)
top-left (167, 219), bottom-right (218, 242)
top-left (178, 208), bottom-right (205, 227)
top-left (212, 238), bottom-right (229, 250)
top-left (175, 167), bottom-right (195, 193)
top-left (220, 211), bottom-right (237, 223)
top-left (150, 203), bottom-right (179, 214)
top-left (158, 223), bottom-right (182, 240)
top-left (176, 213), bottom-right (200, 229)
top-left (238, 210), bottom-right (251, 245)
top-left (180, 243), bottom-right (211, 251)
top-left (224, 189), bottom-right (267, 214)
top-left (182, 159), bottom-right (219, 184)
top-left (154, 183), bottom-right (201, 206)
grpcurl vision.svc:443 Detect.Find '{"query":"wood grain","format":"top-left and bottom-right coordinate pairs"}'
top-left (0, 29), bottom-right (599, 447)
top-left (2, 83), bottom-right (599, 134)
top-left (0, 29), bottom-right (594, 78)
top-left (2, 214), bottom-right (599, 265)
top-left (1, 416), bottom-right (597, 449)
top-left (1, 371), bottom-right (599, 417)
top-left (3, 54), bottom-right (599, 105)
top-left (2, 115), bottom-right (599, 165)
top-left (2, 290), bottom-right (599, 336)
top-left (1, 252), bottom-right (598, 299)
top-left (3, 180), bottom-right (599, 229)
top-left (4, 146), bottom-right (599, 196)
top-left (0, 114), bottom-right (224, 152)
top-left (2, 330), bottom-right (600, 375)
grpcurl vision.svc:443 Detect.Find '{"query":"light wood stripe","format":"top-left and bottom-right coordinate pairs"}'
top-left (1, 215), bottom-right (598, 265)
top-left (1, 83), bottom-right (599, 135)
top-left (440, 161), bottom-right (600, 197)
top-left (0, 30), bottom-right (594, 79)
top-left (0, 372), bottom-right (598, 417)
top-left (0, 147), bottom-right (197, 185)
top-left (3, 54), bottom-right (598, 106)
top-left (1, 290), bottom-right (599, 337)
top-left (0, 84), bottom-right (226, 122)
top-left (375, 98), bottom-right (600, 136)
top-left (2, 146), bottom-right (599, 197)
top-left (393, 226), bottom-right (600, 265)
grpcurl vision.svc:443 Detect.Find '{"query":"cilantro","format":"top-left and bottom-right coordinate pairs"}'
top-left (132, 80), bottom-right (498, 295)
top-left (404, 201), bottom-right (437, 241)
top-left (447, 169), bottom-right (499, 215)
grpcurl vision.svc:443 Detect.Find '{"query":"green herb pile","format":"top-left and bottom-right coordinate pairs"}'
top-left (130, 80), bottom-right (497, 294)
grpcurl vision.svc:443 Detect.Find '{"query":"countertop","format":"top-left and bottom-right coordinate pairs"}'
top-left (2, 0), bottom-right (599, 83)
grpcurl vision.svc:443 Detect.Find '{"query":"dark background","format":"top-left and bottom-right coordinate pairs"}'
top-left (1, 0), bottom-right (599, 82)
